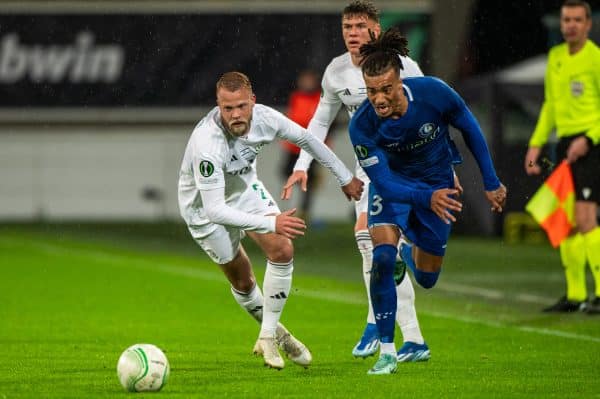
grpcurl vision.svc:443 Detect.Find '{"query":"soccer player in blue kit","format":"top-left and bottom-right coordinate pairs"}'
top-left (349, 28), bottom-right (508, 375)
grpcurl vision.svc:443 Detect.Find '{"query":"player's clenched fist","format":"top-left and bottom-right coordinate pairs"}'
top-left (342, 177), bottom-right (364, 201)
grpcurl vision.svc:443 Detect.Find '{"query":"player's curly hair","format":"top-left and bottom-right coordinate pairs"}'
top-left (342, 0), bottom-right (379, 22)
top-left (359, 27), bottom-right (409, 77)
top-left (216, 71), bottom-right (253, 95)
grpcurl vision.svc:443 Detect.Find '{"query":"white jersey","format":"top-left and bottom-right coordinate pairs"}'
top-left (294, 52), bottom-right (423, 171)
top-left (178, 104), bottom-right (353, 235)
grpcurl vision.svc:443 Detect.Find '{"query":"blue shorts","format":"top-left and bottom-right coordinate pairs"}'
top-left (367, 183), bottom-right (452, 256)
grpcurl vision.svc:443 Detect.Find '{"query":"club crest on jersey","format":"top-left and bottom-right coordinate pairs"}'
top-left (199, 160), bottom-right (214, 177)
top-left (570, 81), bottom-right (584, 97)
top-left (418, 123), bottom-right (437, 138)
top-left (354, 145), bottom-right (368, 158)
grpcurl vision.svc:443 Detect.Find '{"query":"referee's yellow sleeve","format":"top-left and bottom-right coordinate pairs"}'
top-left (529, 51), bottom-right (556, 147)
top-left (530, 102), bottom-right (555, 147)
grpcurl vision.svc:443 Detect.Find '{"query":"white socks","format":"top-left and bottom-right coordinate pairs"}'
top-left (230, 260), bottom-right (294, 338)
top-left (230, 284), bottom-right (264, 323)
top-left (380, 342), bottom-right (397, 355)
top-left (396, 275), bottom-right (424, 344)
top-left (356, 230), bottom-right (375, 324)
top-left (260, 260), bottom-right (293, 338)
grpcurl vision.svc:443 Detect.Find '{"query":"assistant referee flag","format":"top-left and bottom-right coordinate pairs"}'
top-left (525, 160), bottom-right (575, 247)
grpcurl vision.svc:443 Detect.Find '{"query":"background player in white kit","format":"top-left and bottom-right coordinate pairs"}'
top-left (282, 1), bottom-right (435, 362)
top-left (178, 71), bottom-right (363, 370)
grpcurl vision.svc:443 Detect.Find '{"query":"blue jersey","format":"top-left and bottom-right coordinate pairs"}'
top-left (349, 76), bottom-right (501, 209)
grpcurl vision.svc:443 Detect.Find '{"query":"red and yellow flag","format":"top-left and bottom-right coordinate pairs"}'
top-left (525, 160), bottom-right (575, 247)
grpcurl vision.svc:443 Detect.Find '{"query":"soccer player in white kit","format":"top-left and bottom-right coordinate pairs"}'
top-left (282, 1), bottom-right (432, 362)
top-left (178, 71), bottom-right (363, 370)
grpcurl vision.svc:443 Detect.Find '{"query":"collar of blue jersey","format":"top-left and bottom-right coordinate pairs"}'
top-left (377, 117), bottom-right (409, 141)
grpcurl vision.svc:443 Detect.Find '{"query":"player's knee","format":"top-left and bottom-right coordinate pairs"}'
top-left (266, 238), bottom-right (294, 263)
top-left (413, 268), bottom-right (440, 289)
top-left (371, 244), bottom-right (397, 283)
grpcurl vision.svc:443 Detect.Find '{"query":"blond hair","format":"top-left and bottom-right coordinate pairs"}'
top-left (216, 71), bottom-right (253, 95)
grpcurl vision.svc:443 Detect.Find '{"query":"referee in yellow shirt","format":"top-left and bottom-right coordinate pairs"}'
top-left (525, 0), bottom-right (600, 314)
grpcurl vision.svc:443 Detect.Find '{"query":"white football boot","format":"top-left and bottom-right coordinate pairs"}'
top-left (253, 336), bottom-right (285, 369)
top-left (275, 323), bottom-right (312, 368)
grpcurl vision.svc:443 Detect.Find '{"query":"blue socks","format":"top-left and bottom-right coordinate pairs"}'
top-left (413, 269), bottom-right (440, 289)
top-left (370, 244), bottom-right (398, 344)
top-left (400, 242), bottom-right (440, 289)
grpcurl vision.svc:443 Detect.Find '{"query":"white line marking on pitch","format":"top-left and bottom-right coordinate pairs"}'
top-left (436, 282), bottom-right (553, 304)
top-left (5, 237), bottom-right (599, 343)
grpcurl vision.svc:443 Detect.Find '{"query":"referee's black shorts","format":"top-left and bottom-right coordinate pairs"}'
top-left (556, 133), bottom-right (600, 203)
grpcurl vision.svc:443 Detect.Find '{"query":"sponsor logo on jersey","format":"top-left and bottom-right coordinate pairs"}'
top-left (342, 88), bottom-right (351, 96)
top-left (384, 142), bottom-right (401, 150)
top-left (346, 104), bottom-right (361, 113)
top-left (199, 160), bottom-right (215, 177)
top-left (402, 131), bottom-right (439, 151)
top-left (228, 166), bottom-right (252, 176)
top-left (354, 145), bottom-right (368, 158)
top-left (570, 81), bottom-right (584, 97)
top-left (389, 125), bottom-right (440, 153)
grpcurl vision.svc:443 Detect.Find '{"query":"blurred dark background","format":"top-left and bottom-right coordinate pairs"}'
top-left (1, 0), bottom-right (598, 237)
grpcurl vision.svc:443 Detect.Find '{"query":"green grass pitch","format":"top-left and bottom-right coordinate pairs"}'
top-left (1, 223), bottom-right (599, 398)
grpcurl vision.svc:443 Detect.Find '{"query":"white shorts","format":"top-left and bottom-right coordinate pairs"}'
top-left (187, 181), bottom-right (280, 264)
top-left (354, 163), bottom-right (371, 218)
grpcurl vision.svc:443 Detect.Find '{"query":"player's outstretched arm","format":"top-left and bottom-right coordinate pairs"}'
top-left (341, 177), bottom-right (364, 201)
top-left (278, 118), bottom-right (353, 190)
top-left (484, 183), bottom-right (507, 213)
top-left (281, 170), bottom-right (308, 200)
top-left (275, 208), bottom-right (306, 239)
top-left (445, 84), bottom-right (501, 193)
